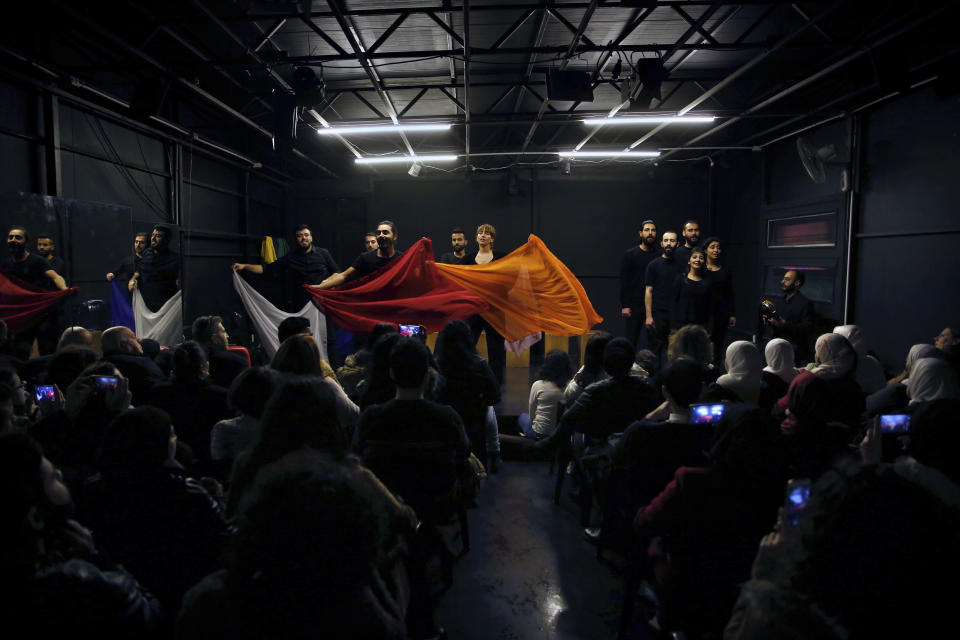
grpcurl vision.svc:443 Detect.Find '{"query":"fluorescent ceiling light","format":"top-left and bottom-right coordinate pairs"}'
top-left (355, 155), bottom-right (459, 164)
top-left (558, 150), bottom-right (660, 158)
top-left (582, 116), bottom-right (716, 126)
top-left (318, 123), bottom-right (451, 135)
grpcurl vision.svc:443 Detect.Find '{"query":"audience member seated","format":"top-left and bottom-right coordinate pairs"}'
top-left (16, 326), bottom-right (97, 385)
top-left (140, 337), bottom-right (162, 361)
top-left (907, 398), bottom-right (960, 485)
top-left (83, 407), bottom-right (229, 613)
top-left (632, 348), bottom-right (658, 379)
top-left (550, 338), bottom-right (660, 444)
top-left (0, 382), bottom-right (15, 433)
top-left (935, 325), bottom-right (960, 378)
top-left (906, 356), bottom-right (960, 405)
top-left (633, 406), bottom-right (785, 636)
top-left (519, 349), bottom-right (573, 440)
top-left (353, 337), bottom-right (472, 640)
top-left (147, 341), bottom-right (231, 474)
top-left (724, 458), bottom-right (960, 640)
top-left (0, 432), bottom-right (165, 636)
top-left (774, 370), bottom-right (853, 479)
top-left (667, 324), bottom-right (718, 382)
top-left (358, 332), bottom-right (403, 410)
top-left (867, 343), bottom-right (940, 416)
top-left (101, 325), bottom-right (165, 405)
top-left (564, 331), bottom-right (612, 404)
top-left (336, 322), bottom-right (394, 402)
top-left (57, 326), bottom-right (96, 352)
top-left (708, 341), bottom-right (764, 405)
top-left (43, 347), bottom-right (100, 394)
top-left (761, 338), bottom-right (798, 404)
top-left (192, 315), bottom-right (249, 388)
top-left (0, 367), bottom-right (32, 429)
top-left (210, 367), bottom-right (277, 473)
top-left (270, 333), bottom-right (359, 430)
top-left (227, 376), bottom-right (348, 518)
top-left (833, 325), bottom-right (886, 393)
top-left (276, 315), bottom-right (311, 344)
top-left (178, 448), bottom-right (417, 640)
top-left (801, 333), bottom-right (865, 427)
top-left (434, 320), bottom-right (499, 466)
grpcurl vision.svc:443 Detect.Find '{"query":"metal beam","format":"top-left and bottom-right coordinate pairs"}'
top-left (662, 1), bottom-right (723, 63)
top-left (42, 93), bottom-right (62, 197)
top-left (484, 85), bottom-right (515, 114)
top-left (398, 87), bottom-right (429, 117)
top-left (546, 6), bottom-right (597, 48)
top-left (489, 7), bottom-right (536, 50)
top-left (439, 87), bottom-right (466, 111)
top-left (673, 5), bottom-right (719, 45)
top-left (252, 19), bottom-right (286, 52)
top-left (426, 10), bottom-right (464, 46)
top-left (463, 0), bottom-right (471, 161)
top-left (299, 16), bottom-right (349, 56)
top-left (367, 11), bottom-right (410, 55)
top-left (352, 90), bottom-right (387, 118)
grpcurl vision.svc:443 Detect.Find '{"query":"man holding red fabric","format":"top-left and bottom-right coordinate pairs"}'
top-left (311, 220), bottom-right (402, 290)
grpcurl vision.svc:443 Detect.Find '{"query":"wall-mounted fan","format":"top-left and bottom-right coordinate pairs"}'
top-left (797, 136), bottom-right (850, 191)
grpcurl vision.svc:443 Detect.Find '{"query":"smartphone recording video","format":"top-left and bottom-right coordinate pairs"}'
top-left (879, 413), bottom-right (911, 435)
top-left (690, 403), bottom-right (726, 424)
top-left (94, 376), bottom-right (119, 392)
top-left (34, 385), bottom-right (56, 403)
top-left (399, 324), bottom-right (426, 338)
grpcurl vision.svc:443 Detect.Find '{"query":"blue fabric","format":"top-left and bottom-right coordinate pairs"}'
top-left (110, 279), bottom-right (135, 330)
top-left (517, 412), bottom-right (541, 439)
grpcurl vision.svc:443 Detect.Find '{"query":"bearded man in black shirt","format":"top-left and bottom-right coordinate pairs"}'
top-left (130, 225), bottom-right (180, 312)
top-left (233, 224), bottom-right (338, 312)
top-left (765, 269), bottom-right (816, 364)
top-left (2, 226), bottom-right (67, 356)
top-left (312, 220), bottom-right (403, 289)
top-left (620, 219), bottom-right (659, 348)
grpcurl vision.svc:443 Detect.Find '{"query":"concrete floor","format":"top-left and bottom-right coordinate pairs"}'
top-left (435, 459), bottom-right (630, 640)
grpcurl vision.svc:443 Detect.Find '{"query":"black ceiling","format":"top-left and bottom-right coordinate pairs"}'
top-left (3, 1), bottom-right (958, 178)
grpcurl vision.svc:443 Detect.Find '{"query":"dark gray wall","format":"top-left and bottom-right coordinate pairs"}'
top-left (715, 87), bottom-right (960, 371)
top-left (290, 164), bottom-right (710, 336)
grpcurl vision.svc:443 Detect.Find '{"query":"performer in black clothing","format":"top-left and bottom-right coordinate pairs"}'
top-left (674, 219), bottom-right (701, 267)
top-left (313, 220), bottom-right (403, 288)
top-left (233, 225), bottom-right (338, 311)
top-left (462, 223), bottom-right (508, 389)
top-left (35, 234), bottom-right (66, 283)
top-left (672, 247), bottom-right (712, 328)
top-left (363, 231), bottom-right (378, 252)
top-left (764, 269), bottom-right (816, 364)
top-left (131, 225), bottom-right (179, 312)
top-left (702, 237), bottom-right (736, 365)
top-left (437, 227), bottom-right (468, 265)
top-left (644, 230), bottom-right (682, 366)
top-left (2, 226), bottom-right (68, 356)
top-left (106, 232), bottom-right (148, 284)
top-left (620, 219), bottom-right (659, 348)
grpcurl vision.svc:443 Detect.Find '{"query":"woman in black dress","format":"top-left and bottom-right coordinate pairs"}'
top-left (672, 247), bottom-right (712, 329)
top-left (462, 223), bottom-right (508, 389)
top-left (702, 236), bottom-right (736, 365)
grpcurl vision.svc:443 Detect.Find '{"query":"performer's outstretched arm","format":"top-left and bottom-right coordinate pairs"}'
top-left (311, 267), bottom-right (355, 290)
top-left (232, 263), bottom-right (264, 274)
top-left (45, 269), bottom-right (67, 291)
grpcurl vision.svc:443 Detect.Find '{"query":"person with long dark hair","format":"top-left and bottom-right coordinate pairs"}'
top-left (564, 331), bottom-right (613, 405)
top-left (702, 236), bottom-right (735, 364)
top-left (518, 349), bottom-right (573, 439)
top-left (462, 224), bottom-right (508, 389)
top-left (671, 247), bottom-right (712, 329)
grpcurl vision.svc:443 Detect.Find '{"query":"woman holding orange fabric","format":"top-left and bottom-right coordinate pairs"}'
top-left (462, 224), bottom-right (508, 388)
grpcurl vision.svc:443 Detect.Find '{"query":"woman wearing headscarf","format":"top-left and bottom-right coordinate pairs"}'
top-left (762, 338), bottom-right (798, 403)
top-left (865, 344), bottom-right (941, 416)
top-left (802, 333), bottom-right (865, 428)
top-left (833, 325), bottom-right (886, 393)
top-left (713, 341), bottom-right (764, 405)
top-left (907, 358), bottom-right (960, 405)
top-left (774, 370), bottom-right (847, 478)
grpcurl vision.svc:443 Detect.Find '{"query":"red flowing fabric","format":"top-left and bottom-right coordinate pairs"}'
top-left (0, 269), bottom-right (77, 332)
top-left (305, 237), bottom-right (489, 335)
top-left (435, 235), bottom-right (603, 341)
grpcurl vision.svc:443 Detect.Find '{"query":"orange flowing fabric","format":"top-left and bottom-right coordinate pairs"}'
top-left (434, 234), bottom-right (603, 342)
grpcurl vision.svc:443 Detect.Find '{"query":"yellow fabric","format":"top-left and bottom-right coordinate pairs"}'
top-left (260, 236), bottom-right (277, 264)
top-left (434, 234), bottom-right (603, 342)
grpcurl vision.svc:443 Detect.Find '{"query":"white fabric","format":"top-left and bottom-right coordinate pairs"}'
top-left (833, 325), bottom-right (886, 393)
top-left (132, 289), bottom-right (183, 347)
top-left (232, 271), bottom-right (327, 361)
top-left (763, 338), bottom-right (799, 383)
top-left (718, 341), bottom-right (763, 391)
top-left (528, 379), bottom-right (564, 437)
top-left (506, 332), bottom-right (542, 356)
top-left (907, 357), bottom-right (960, 404)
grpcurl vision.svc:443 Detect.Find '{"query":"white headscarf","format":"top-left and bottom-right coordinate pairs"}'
top-left (806, 333), bottom-right (858, 381)
top-left (906, 344), bottom-right (940, 374)
top-left (717, 341), bottom-right (764, 403)
top-left (833, 325), bottom-right (886, 393)
top-left (763, 338), bottom-right (798, 383)
top-left (907, 357), bottom-right (960, 404)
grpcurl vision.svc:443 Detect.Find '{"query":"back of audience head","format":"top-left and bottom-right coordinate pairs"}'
top-left (367, 322), bottom-right (398, 349)
top-left (907, 357), bottom-right (960, 404)
top-left (229, 367), bottom-right (277, 419)
top-left (657, 356), bottom-right (704, 410)
top-left (935, 326), bottom-right (960, 353)
top-left (56, 326), bottom-right (94, 353)
top-left (809, 333), bottom-right (857, 381)
top-left (537, 349), bottom-right (573, 388)
top-left (172, 341), bottom-right (208, 383)
top-left (277, 316), bottom-right (311, 345)
top-left (100, 407), bottom-right (174, 475)
top-left (101, 325), bottom-right (142, 356)
top-left (154, 349), bottom-right (174, 377)
top-left (390, 336), bottom-right (429, 390)
top-left (634, 348), bottom-right (658, 378)
top-left (139, 338), bottom-right (161, 360)
top-left (45, 348), bottom-right (99, 391)
top-left (907, 398), bottom-right (960, 485)
top-left (366, 332), bottom-right (402, 388)
top-left (721, 341), bottom-right (763, 385)
top-left (256, 376), bottom-right (345, 460)
top-left (271, 334), bottom-right (323, 377)
top-left (434, 320), bottom-right (475, 369)
top-left (764, 338), bottom-right (797, 382)
top-left (191, 315), bottom-right (227, 349)
top-left (0, 383), bottom-right (14, 432)
top-left (0, 368), bottom-right (26, 414)
top-left (707, 405), bottom-right (780, 474)
top-left (780, 371), bottom-right (832, 435)
top-left (577, 331), bottom-right (612, 382)
top-left (603, 337), bottom-right (636, 380)
top-left (667, 324), bottom-right (713, 367)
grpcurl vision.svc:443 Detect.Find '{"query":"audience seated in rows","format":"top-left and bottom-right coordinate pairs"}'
top-left (210, 367), bottom-right (277, 468)
top-left (761, 338), bottom-right (798, 403)
top-left (191, 315), bottom-right (248, 389)
top-left (906, 357), bottom-right (960, 405)
top-left (709, 341), bottom-right (764, 405)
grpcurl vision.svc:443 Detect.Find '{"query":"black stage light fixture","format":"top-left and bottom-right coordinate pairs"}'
top-left (632, 58), bottom-right (667, 109)
top-left (612, 59), bottom-right (622, 81)
top-left (546, 69), bottom-right (594, 102)
top-left (291, 65), bottom-right (325, 108)
top-left (272, 88), bottom-right (298, 153)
